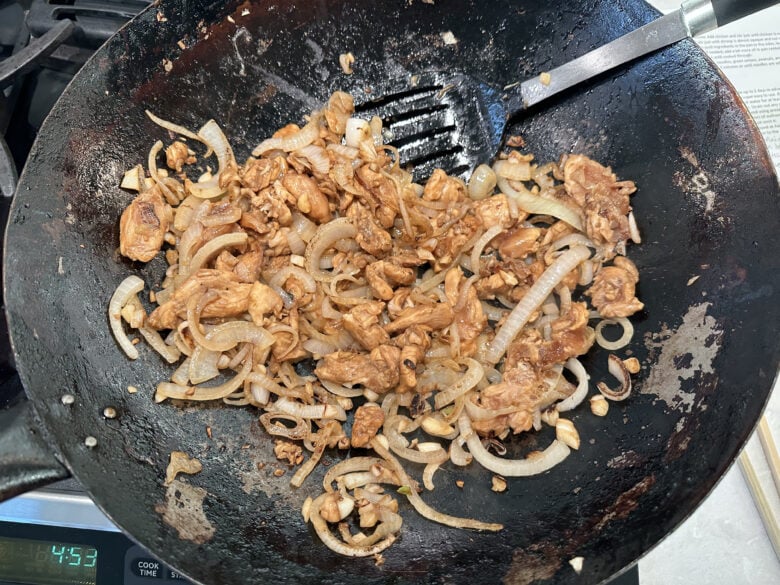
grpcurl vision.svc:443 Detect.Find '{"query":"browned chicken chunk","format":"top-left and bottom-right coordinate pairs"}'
top-left (350, 404), bottom-right (385, 448)
top-left (315, 345), bottom-right (401, 393)
top-left (342, 301), bottom-right (390, 350)
top-left (119, 188), bottom-right (171, 262)
top-left (586, 257), bottom-right (644, 318)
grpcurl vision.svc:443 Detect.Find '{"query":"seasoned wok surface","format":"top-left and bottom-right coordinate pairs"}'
top-left (5, 1), bottom-right (779, 584)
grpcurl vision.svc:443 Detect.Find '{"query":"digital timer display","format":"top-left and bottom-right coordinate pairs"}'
top-left (0, 536), bottom-right (97, 585)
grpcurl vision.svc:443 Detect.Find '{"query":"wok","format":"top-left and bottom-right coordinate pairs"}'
top-left (1, 0), bottom-right (779, 583)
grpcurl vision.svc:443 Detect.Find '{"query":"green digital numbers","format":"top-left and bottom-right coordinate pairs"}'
top-left (51, 545), bottom-right (66, 564)
top-left (84, 548), bottom-right (98, 568)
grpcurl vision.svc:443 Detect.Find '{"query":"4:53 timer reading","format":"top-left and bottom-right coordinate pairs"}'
top-left (50, 544), bottom-right (98, 568)
top-left (0, 535), bottom-right (98, 585)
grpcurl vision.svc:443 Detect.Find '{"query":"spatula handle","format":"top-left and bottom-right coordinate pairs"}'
top-left (710, 0), bottom-right (779, 27)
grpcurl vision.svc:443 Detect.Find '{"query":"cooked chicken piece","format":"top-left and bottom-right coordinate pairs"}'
top-left (165, 141), bottom-right (195, 173)
top-left (346, 201), bottom-right (392, 257)
top-left (471, 361), bottom-right (543, 436)
top-left (563, 154), bottom-right (636, 251)
top-left (476, 273), bottom-right (513, 298)
top-left (423, 169), bottom-right (467, 204)
top-left (233, 249), bottom-right (264, 283)
top-left (249, 184), bottom-right (293, 227)
top-left (431, 213), bottom-right (481, 269)
top-left (214, 250), bottom-right (238, 272)
top-left (505, 302), bottom-right (595, 368)
top-left (248, 283), bottom-right (283, 324)
top-left (242, 157), bottom-right (283, 191)
top-left (444, 268), bottom-right (487, 357)
top-left (119, 188), bottom-right (171, 262)
top-left (315, 345), bottom-right (401, 393)
top-left (384, 303), bottom-right (453, 335)
top-left (586, 257), bottom-right (643, 318)
top-left (274, 439), bottom-right (304, 465)
top-left (342, 301), bottom-right (389, 350)
top-left (283, 172), bottom-right (331, 223)
top-left (497, 227), bottom-right (542, 260)
top-left (392, 325), bottom-right (431, 392)
top-left (387, 288), bottom-right (413, 319)
top-left (474, 194), bottom-right (516, 229)
top-left (365, 261), bottom-right (415, 301)
top-left (239, 210), bottom-right (271, 235)
top-left (147, 269), bottom-right (251, 329)
top-left (350, 404), bottom-right (385, 448)
top-left (323, 91), bottom-right (354, 135)
top-left (355, 166), bottom-right (399, 228)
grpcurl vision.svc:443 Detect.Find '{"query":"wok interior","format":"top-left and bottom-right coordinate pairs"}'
top-left (5, 1), bottom-right (779, 583)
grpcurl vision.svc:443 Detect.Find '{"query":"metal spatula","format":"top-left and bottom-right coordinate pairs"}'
top-left (356, 0), bottom-right (778, 180)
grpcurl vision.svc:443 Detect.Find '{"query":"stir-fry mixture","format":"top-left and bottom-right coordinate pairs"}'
top-left (110, 91), bottom-right (643, 557)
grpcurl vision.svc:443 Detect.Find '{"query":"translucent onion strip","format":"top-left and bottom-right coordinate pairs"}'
top-left (186, 232), bottom-right (248, 277)
top-left (556, 358), bottom-right (589, 412)
top-left (595, 317), bottom-right (634, 350)
top-left (308, 492), bottom-right (398, 557)
top-left (108, 276), bottom-right (145, 359)
top-left (458, 412), bottom-right (571, 477)
top-left (155, 354), bottom-right (252, 402)
top-left (304, 218), bottom-right (357, 282)
top-left (470, 225), bottom-right (504, 276)
top-left (371, 438), bottom-right (503, 532)
top-left (253, 114), bottom-right (321, 156)
top-left (497, 176), bottom-right (583, 231)
top-left (434, 358), bottom-right (484, 410)
top-left (486, 246), bottom-right (590, 364)
top-left (138, 326), bottom-right (181, 364)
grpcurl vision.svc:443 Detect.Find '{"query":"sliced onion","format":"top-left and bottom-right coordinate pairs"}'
top-left (322, 457), bottom-right (388, 491)
top-left (345, 118), bottom-right (371, 148)
top-left (109, 276), bottom-right (145, 359)
top-left (249, 382), bottom-right (270, 406)
top-left (291, 424), bottom-right (336, 487)
top-left (486, 246), bottom-right (590, 364)
top-left (321, 379), bottom-right (363, 398)
top-left (302, 338), bottom-right (338, 357)
top-left (498, 176), bottom-right (583, 231)
top-left (434, 358), bottom-right (484, 410)
top-left (304, 218), bottom-right (357, 282)
top-left (493, 159), bottom-right (531, 181)
top-left (470, 225), bottom-right (504, 276)
top-left (291, 212), bottom-right (318, 242)
top-left (450, 435), bottom-right (473, 466)
top-left (371, 438), bottom-right (502, 531)
top-left (252, 114), bottom-right (321, 156)
top-left (308, 492), bottom-right (398, 557)
top-left (171, 358), bottom-right (191, 385)
top-left (185, 232), bottom-right (247, 277)
top-left (155, 354), bottom-right (252, 402)
top-left (145, 110), bottom-right (204, 144)
top-left (595, 317), bottom-right (634, 350)
top-left (597, 354), bottom-right (632, 401)
top-left (467, 164), bottom-right (497, 200)
top-left (298, 144), bottom-right (330, 174)
top-left (138, 326), bottom-right (181, 364)
top-left (556, 358), bottom-right (589, 412)
top-left (628, 211), bottom-right (641, 243)
top-left (422, 462), bottom-right (441, 491)
top-left (326, 143), bottom-right (359, 159)
top-left (259, 412), bottom-right (310, 440)
top-left (285, 230), bottom-right (306, 255)
top-left (269, 265), bottom-right (317, 296)
top-left (188, 346), bottom-right (221, 384)
top-left (273, 396), bottom-right (347, 421)
top-left (458, 412), bottom-right (570, 476)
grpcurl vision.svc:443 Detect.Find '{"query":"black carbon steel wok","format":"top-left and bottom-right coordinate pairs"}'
top-left (2, 0), bottom-right (779, 583)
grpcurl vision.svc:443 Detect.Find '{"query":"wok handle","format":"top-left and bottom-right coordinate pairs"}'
top-left (709, 0), bottom-right (779, 27)
top-left (0, 398), bottom-right (69, 502)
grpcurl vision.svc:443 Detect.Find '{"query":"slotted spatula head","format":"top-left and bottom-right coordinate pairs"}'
top-left (356, 72), bottom-right (507, 182)
top-left (357, 0), bottom-right (780, 183)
